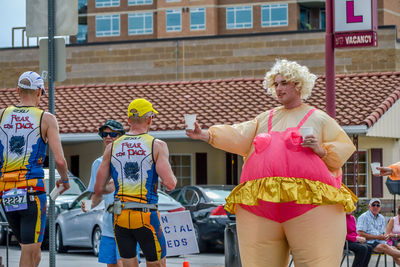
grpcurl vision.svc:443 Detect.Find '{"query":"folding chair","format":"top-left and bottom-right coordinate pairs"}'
top-left (341, 240), bottom-right (354, 267)
top-left (375, 252), bottom-right (388, 267)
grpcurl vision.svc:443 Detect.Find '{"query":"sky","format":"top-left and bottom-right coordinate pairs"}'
top-left (0, 0), bottom-right (36, 48)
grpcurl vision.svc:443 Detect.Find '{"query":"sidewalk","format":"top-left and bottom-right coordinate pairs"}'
top-left (342, 253), bottom-right (396, 267)
top-left (0, 245), bottom-right (224, 267)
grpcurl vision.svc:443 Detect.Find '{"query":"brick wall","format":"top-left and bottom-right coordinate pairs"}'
top-left (0, 27), bottom-right (399, 89)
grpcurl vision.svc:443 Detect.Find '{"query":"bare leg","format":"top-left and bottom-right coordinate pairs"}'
top-left (146, 257), bottom-right (166, 267)
top-left (374, 244), bottom-right (400, 265)
top-left (20, 243), bottom-right (42, 267)
top-left (108, 259), bottom-right (123, 267)
top-left (121, 256), bottom-right (139, 267)
top-left (284, 204), bottom-right (346, 267)
top-left (236, 206), bottom-right (290, 267)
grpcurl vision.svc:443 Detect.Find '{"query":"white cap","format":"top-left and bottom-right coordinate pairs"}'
top-left (17, 71), bottom-right (45, 95)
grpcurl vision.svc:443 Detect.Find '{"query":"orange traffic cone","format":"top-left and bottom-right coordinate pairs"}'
top-left (183, 261), bottom-right (190, 267)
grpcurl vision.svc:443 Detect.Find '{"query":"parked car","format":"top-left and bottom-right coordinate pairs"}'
top-left (55, 190), bottom-right (184, 255)
top-left (168, 185), bottom-right (234, 252)
top-left (0, 205), bottom-right (12, 245)
top-left (0, 168), bottom-right (86, 248)
top-left (43, 168), bottom-right (87, 248)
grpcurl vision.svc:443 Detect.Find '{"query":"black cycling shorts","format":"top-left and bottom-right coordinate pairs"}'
top-left (114, 209), bottom-right (166, 261)
top-left (2, 192), bottom-right (46, 244)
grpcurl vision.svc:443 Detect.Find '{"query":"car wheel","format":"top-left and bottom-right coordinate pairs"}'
top-left (56, 225), bottom-right (68, 253)
top-left (193, 224), bottom-right (206, 252)
top-left (92, 226), bottom-right (101, 256)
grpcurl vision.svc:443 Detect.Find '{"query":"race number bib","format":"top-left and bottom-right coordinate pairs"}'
top-left (2, 188), bottom-right (28, 212)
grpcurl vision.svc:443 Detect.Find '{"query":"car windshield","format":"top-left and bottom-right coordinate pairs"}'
top-left (158, 191), bottom-right (176, 204)
top-left (203, 188), bottom-right (232, 203)
top-left (44, 169), bottom-right (86, 195)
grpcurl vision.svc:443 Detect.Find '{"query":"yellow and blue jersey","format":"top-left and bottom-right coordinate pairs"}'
top-left (0, 106), bottom-right (47, 193)
top-left (110, 133), bottom-right (159, 204)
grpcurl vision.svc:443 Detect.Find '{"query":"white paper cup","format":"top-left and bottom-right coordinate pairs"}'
top-left (371, 162), bottom-right (381, 176)
top-left (184, 114), bottom-right (196, 130)
top-left (83, 199), bottom-right (92, 211)
top-left (50, 184), bottom-right (64, 201)
top-left (300, 127), bottom-right (314, 138)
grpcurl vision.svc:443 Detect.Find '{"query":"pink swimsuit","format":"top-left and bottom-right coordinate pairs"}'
top-left (240, 109), bottom-right (342, 223)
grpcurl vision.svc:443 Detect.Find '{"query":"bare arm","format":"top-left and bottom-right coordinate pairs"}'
top-left (386, 218), bottom-right (397, 238)
top-left (358, 230), bottom-right (388, 241)
top-left (185, 122), bottom-right (210, 142)
top-left (154, 139), bottom-right (177, 191)
top-left (93, 144), bottom-right (113, 208)
top-left (43, 112), bottom-right (70, 193)
top-left (377, 166), bottom-right (393, 176)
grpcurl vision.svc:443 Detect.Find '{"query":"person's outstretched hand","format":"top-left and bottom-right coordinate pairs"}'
top-left (377, 166), bottom-right (393, 176)
top-left (186, 122), bottom-right (209, 142)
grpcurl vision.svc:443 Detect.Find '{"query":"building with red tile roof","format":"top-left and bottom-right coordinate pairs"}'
top-left (1, 71), bottom-right (400, 202)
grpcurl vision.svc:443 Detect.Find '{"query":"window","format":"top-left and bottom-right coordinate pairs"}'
top-left (96, 15), bottom-right (120, 37)
top-left (261, 4), bottom-right (288, 27)
top-left (78, 0), bottom-right (87, 11)
top-left (320, 9), bottom-right (326, 30)
top-left (166, 0), bottom-right (180, 2)
top-left (170, 155), bottom-right (191, 187)
top-left (166, 9), bottom-right (182, 32)
top-left (77, 24), bottom-right (88, 43)
top-left (95, 0), bottom-right (119, 8)
top-left (343, 150), bottom-right (368, 198)
top-left (190, 8), bottom-right (205, 30)
top-left (128, 0), bottom-right (152, 5)
top-left (128, 12), bottom-right (153, 35)
top-left (226, 6), bottom-right (252, 29)
top-left (300, 7), bottom-right (311, 30)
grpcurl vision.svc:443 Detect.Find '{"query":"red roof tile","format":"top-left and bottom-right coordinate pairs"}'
top-left (1, 71), bottom-right (400, 134)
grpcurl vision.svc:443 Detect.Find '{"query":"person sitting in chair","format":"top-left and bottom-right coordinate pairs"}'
top-left (385, 206), bottom-right (400, 250)
top-left (357, 198), bottom-right (400, 265)
top-left (346, 211), bottom-right (372, 267)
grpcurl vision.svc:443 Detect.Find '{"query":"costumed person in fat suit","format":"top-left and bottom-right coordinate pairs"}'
top-left (186, 59), bottom-right (358, 267)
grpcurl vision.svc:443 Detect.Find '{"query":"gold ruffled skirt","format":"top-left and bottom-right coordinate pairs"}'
top-left (225, 176), bottom-right (358, 214)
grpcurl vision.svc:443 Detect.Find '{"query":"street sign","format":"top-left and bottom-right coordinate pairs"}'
top-left (333, 0), bottom-right (378, 48)
top-left (334, 31), bottom-right (377, 48)
top-left (160, 211), bottom-right (199, 256)
top-left (26, 0), bottom-right (78, 37)
top-left (39, 38), bottom-right (66, 82)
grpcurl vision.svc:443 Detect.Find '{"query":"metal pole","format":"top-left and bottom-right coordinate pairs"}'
top-left (325, 0), bottom-right (336, 118)
top-left (48, 0), bottom-right (56, 266)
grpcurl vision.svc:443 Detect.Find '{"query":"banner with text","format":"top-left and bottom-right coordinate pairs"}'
top-left (160, 210), bottom-right (199, 256)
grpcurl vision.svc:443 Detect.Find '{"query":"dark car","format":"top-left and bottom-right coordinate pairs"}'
top-left (42, 168), bottom-right (86, 248)
top-left (168, 185), bottom-right (234, 252)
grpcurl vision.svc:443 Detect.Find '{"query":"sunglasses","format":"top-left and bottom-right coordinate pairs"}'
top-left (371, 204), bottom-right (381, 207)
top-left (101, 132), bottom-right (119, 138)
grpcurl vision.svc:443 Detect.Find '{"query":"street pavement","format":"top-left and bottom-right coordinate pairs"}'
top-left (0, 245), bottom-right (398, 266)
top-left (0, 245), bottom-right (224, 267)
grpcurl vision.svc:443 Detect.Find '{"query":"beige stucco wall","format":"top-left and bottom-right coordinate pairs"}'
top-left (63, 141), bottom-right (104, 186)
top-left (168, 140), bottom-right (227, 185)
top-left (359, 136), bottom-right (400, 200)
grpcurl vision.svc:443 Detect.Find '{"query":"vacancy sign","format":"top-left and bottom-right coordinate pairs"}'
top-left (334, 0), bottom-right (378, 48)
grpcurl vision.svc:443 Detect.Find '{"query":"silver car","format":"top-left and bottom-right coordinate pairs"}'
top-left (55, 190), bottom-right (184, 255)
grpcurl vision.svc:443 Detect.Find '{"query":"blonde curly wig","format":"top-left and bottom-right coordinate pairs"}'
top-left (263, 59), bottom-right (317, 100)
